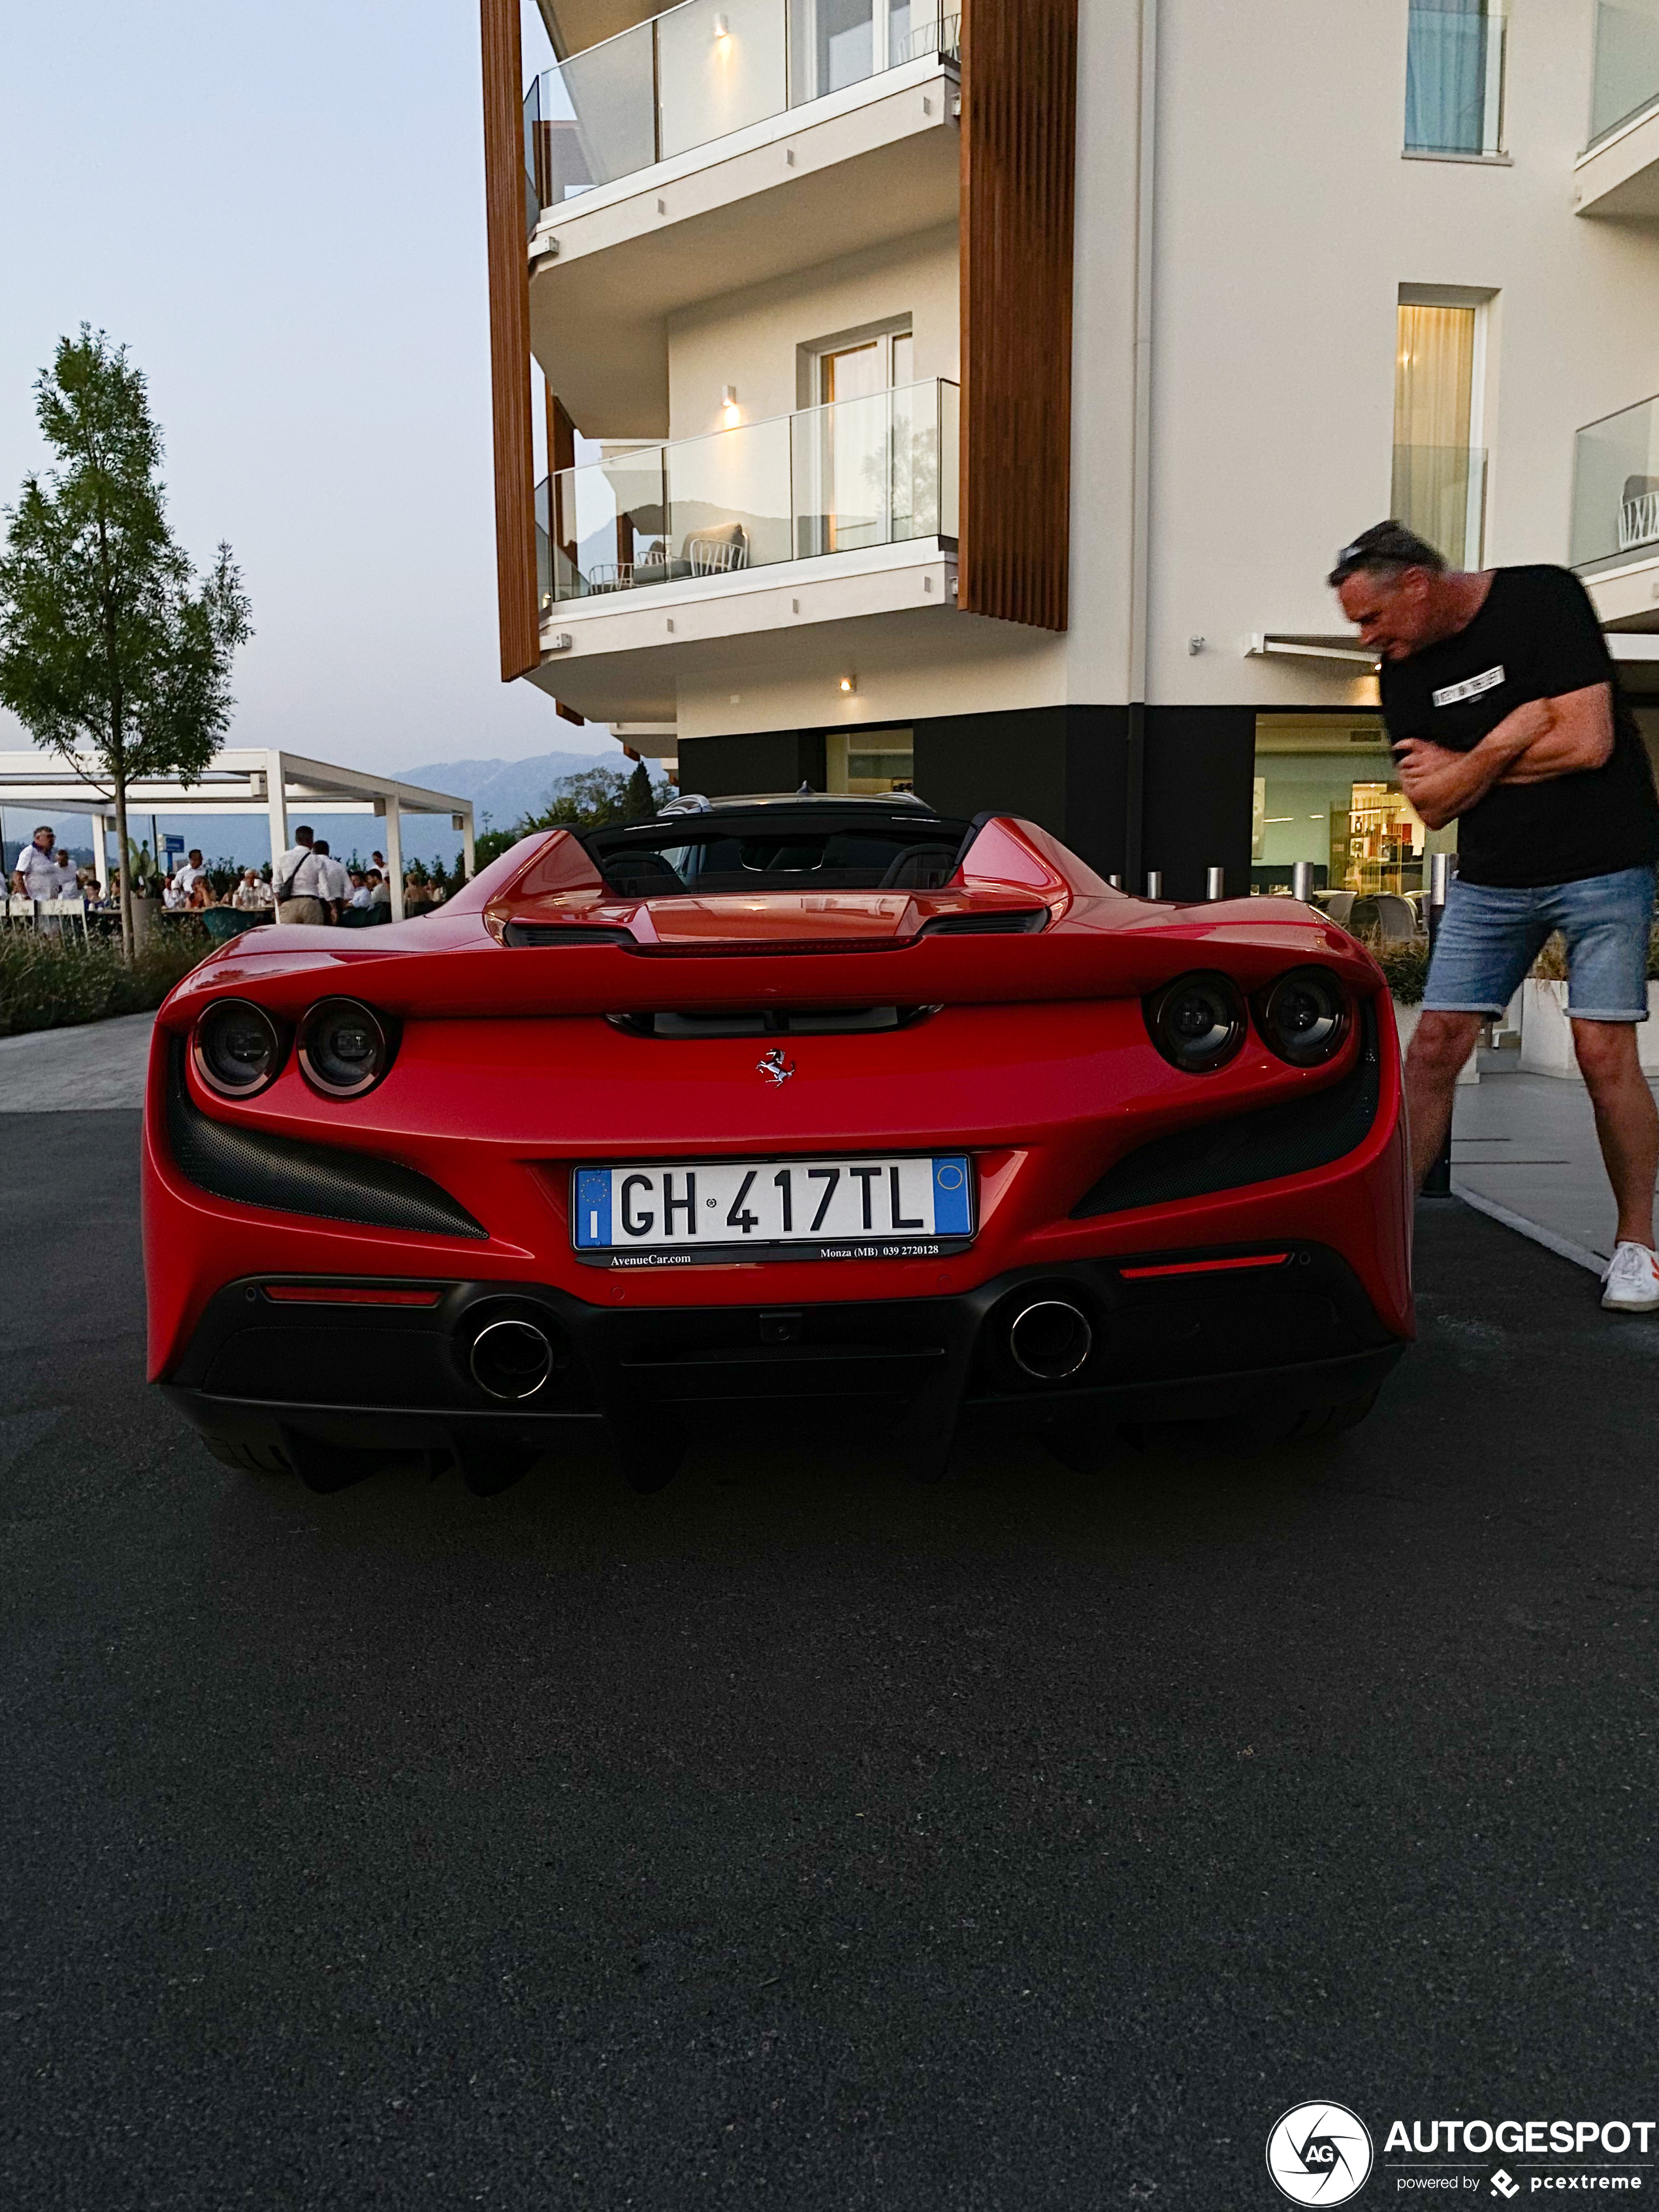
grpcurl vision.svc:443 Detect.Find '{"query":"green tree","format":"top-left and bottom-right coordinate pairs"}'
top-left (0, 329), bottom-right (252, 957)
top-left (623, 759), bottom-right (654, 820)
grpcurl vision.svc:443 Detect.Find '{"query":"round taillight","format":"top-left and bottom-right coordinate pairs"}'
top-left (1146, 971), bottom-right (1246, 1074)
top-left (193, 999), bottom-right (283, 1098)
top-left (298, 998), bottom-right (392, 1098)
top-left (1256, 967), bottom-right (1351, 1067)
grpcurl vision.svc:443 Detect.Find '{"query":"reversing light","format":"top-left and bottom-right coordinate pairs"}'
top-left (1146, 971), bottom-right (1246, 1074)
top-left (298, 997), bottom-right (393, 1098)
top-left (193, 999), bottom-right (283, 1098)
top-left (1257, 966), bottom-right (1351, 1067)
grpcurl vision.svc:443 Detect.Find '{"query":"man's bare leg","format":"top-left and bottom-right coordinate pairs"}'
top-left (1571, 1018), bottom-right (1658, 1248)
top-left (1403, 1011), bottom-right (1484, 1193)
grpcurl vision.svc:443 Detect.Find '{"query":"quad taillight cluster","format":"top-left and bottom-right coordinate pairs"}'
top-left (191, 997), bottom-right (394, 1102)
top-left (1145, 967), bottom-right (1351, 1075)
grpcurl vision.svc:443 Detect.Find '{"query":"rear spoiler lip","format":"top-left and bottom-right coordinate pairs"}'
top-left (154, 918), bottom-right (1386, 1027)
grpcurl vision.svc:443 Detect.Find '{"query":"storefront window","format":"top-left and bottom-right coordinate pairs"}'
top-left (827, 728), bottom-right (914, 793)
top-left (1251, 714), bottom-right (1432, 894)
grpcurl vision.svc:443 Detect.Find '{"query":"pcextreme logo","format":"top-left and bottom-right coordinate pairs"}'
top-left (1267, 2103), bottom-right (1375, 2204)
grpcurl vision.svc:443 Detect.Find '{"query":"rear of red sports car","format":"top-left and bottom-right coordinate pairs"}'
top-left (142, 793), bottom-right (1412, 1492)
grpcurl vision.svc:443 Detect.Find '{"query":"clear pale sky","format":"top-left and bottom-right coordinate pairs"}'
top-left (0, 1), bottom-right (580, 777)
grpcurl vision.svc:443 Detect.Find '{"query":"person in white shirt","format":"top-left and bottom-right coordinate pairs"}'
top-left (311, 840), bottom-right (351, 920)
top-left (273, 825), bottom-right (327, 925)
top-left (51, 848), bottom-right (80, 897)
top-left (367, 869), bottom-right (390, 906)
top-left (172, 848), bottom-right (208, 899)
top-left (232, 869), bottom-right (274, 911)
top-left (11, 826), bottom-right (59, 900)
top-left (347, 871), bottom-right (372, 909)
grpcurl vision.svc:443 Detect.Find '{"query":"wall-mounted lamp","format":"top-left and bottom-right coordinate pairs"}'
top-left (714, 10), bottom-right (730, 35)
top-left (721, 383), bottom-right (740, 428)
top-left (838, 675), bottom-right (856, 694)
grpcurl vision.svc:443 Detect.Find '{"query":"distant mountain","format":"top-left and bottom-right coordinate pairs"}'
top-left (396, 748), bottom-right (624, 831)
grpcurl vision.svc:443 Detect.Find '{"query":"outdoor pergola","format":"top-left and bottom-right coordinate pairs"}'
top-left (0, 748), bottom-right (475, 923)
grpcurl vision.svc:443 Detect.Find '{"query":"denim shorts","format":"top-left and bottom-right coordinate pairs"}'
top-left (1425, 862), bottom-right (1656, 1021)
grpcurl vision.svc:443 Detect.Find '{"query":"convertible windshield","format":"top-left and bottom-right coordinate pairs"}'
top-left (584, 814), bottom-right (971, 897)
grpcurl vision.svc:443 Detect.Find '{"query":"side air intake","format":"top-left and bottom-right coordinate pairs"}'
top-left (920, 910), bottom-right (1048, 936)
top-left (166, 1044), bottom-right (487, 1239)
top-left (1071, 1006), bottom-right (1383, 1217)
top-left (502, 922), bottom-right (637, 948)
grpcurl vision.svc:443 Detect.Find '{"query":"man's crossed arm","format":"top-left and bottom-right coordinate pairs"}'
top-left (1393, 684), bottom-right (1615, 831)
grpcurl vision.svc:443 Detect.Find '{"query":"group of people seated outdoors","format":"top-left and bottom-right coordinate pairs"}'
top-left (9, 822), bottom-right (455, 931)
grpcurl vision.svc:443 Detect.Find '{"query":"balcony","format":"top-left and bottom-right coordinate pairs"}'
top-left (1569, 396), bottom-right (1659, 626)
top-left (1404, 3), bottom-right (1506, 159)
top-left (528, 378), bottom-right (958, 719)
top-left (524, 0), bottom-right (959, 225)
top-left (1390, 443), bottom-right (1487, 569)
top-left (1575, 0), bottom-right (1659, 216)
top-left (521, 0), bottom-right (961, 435)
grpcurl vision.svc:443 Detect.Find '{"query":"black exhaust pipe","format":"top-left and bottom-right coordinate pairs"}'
top-left (1007, 1297), bottom-right (1094, 1382)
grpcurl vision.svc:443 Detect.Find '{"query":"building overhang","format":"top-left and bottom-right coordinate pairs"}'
top-left (528, 537), bottom-right (957, 720)
top-left (528, 59), bottom-right (959, 436)
top-left (1574, 104), bottom-right (1659, 218)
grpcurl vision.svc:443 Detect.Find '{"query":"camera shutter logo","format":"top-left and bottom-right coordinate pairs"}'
top-left (1265, 2103), bottom-right (1374, 2205)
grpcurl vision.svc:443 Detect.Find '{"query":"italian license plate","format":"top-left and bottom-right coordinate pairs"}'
top-left (571, 1154), bottom-right (974, 1268)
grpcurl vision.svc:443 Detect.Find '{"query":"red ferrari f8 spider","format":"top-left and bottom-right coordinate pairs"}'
top-left (142, 791), bottom-right (1412, 1492)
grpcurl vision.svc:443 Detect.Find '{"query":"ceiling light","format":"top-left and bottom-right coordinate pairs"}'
top-left (839, 675), bottom-right (856, 694)
top-left (721, 383), bottom-right (740, 428)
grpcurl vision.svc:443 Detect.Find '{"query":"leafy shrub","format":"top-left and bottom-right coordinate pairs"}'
top-left (1375, 942), bottom-right (1430, 1005)
top-left (0, 918), bottom-right (210, 1037)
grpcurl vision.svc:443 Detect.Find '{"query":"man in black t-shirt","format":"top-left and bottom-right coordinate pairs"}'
top-left (1330, 521), bottom-right (1659, 1311)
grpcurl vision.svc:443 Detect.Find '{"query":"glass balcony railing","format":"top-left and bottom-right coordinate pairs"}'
top-left (1590, 0), bottom-right (1659, 144)
top-left (1404, 3), bottom-right (1506, 156)
top-left (523, 0), bottom-right (960, 229)
top-left (1570, 395), bottom-right (1659, 569)
top-left (1391, 444), bottom-right (1488, 569)
top-left (536, 377), bottom-right (958, 613)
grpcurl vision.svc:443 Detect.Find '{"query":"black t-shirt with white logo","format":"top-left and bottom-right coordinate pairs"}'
top-left (1377, 564), bottom-right (1659, 888)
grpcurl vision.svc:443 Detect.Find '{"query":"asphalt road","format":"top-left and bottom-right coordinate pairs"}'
top-left (4, 1108), bottom-right (1656, 2211)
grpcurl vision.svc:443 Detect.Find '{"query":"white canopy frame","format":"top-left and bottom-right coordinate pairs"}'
top-left (0, 748), bottom-right (475, 924)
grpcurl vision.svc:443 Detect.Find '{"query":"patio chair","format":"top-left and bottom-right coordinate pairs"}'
top-left (628, 522), bottom-right (750, 590)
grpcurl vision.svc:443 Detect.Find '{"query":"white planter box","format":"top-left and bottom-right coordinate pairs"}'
top-left (1392, 999), bottom-right (1479, 1084)
top-left (1520, 978), bottom-right (1659, 1076)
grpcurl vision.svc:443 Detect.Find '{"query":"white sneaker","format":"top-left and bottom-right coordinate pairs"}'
top-left (1601, 1241), bottom-right (1659, 1311)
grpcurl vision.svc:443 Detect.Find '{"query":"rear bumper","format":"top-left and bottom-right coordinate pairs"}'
top-left (159, 1242), bottom-right (1408, 1477)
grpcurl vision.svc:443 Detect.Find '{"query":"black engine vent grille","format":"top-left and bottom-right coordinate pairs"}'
top-left (166, 1044), bottom-right (487, 1240)
top-left (608, 1005), bottom-right (928, 1039)
top-left (920, 910), bottom-right (1048, 936)
top-left (1071, 1005), bottom-right (1382, 1218)
top-left (503, 922), bottom-right (637, 948)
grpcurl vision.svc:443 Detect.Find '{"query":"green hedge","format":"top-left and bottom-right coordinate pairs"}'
top-left (0, 920), bottom-right (211, 1038)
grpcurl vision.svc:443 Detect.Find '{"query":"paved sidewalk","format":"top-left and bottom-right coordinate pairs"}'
top-left (0, 1012), bottom-right (155, 1112)
top-left (1451, 1053), bottom-right (1659, 1273)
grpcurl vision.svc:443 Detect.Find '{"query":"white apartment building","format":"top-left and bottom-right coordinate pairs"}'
top-left (479, 0), bottom-right (1659, 899)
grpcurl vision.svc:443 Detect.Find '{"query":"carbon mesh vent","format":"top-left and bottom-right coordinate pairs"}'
top-left (503, 923), bottom-right (637, 948)
top-left (166, 1044), bottom-right (487, 1239)
top-left (920, 910), bottom-right (1048, 936)
top-left (1071, 1005), bottom-right (1382, 1218)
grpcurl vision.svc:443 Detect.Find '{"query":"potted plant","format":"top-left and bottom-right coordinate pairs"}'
top-left (1374, 940), bottom-right (1477, 1084)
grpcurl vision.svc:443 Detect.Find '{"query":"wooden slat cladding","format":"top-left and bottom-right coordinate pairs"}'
top-left (958, 0), bottom-right (1078, 632)
top-left (481, 0), bottom-right (540, 681)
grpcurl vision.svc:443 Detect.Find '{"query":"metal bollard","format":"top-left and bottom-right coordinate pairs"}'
top-left (1205, 865), bottom-right (1225, 901)
top-left (1423, 852), bottom-right (1453, 1196)
top-left (1145, 871), bottom-right (1163, 899)
top-left (1107, 874), bottom-right (1122, 890)
top-left (1291, 860), bottom-right (1315, 903)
